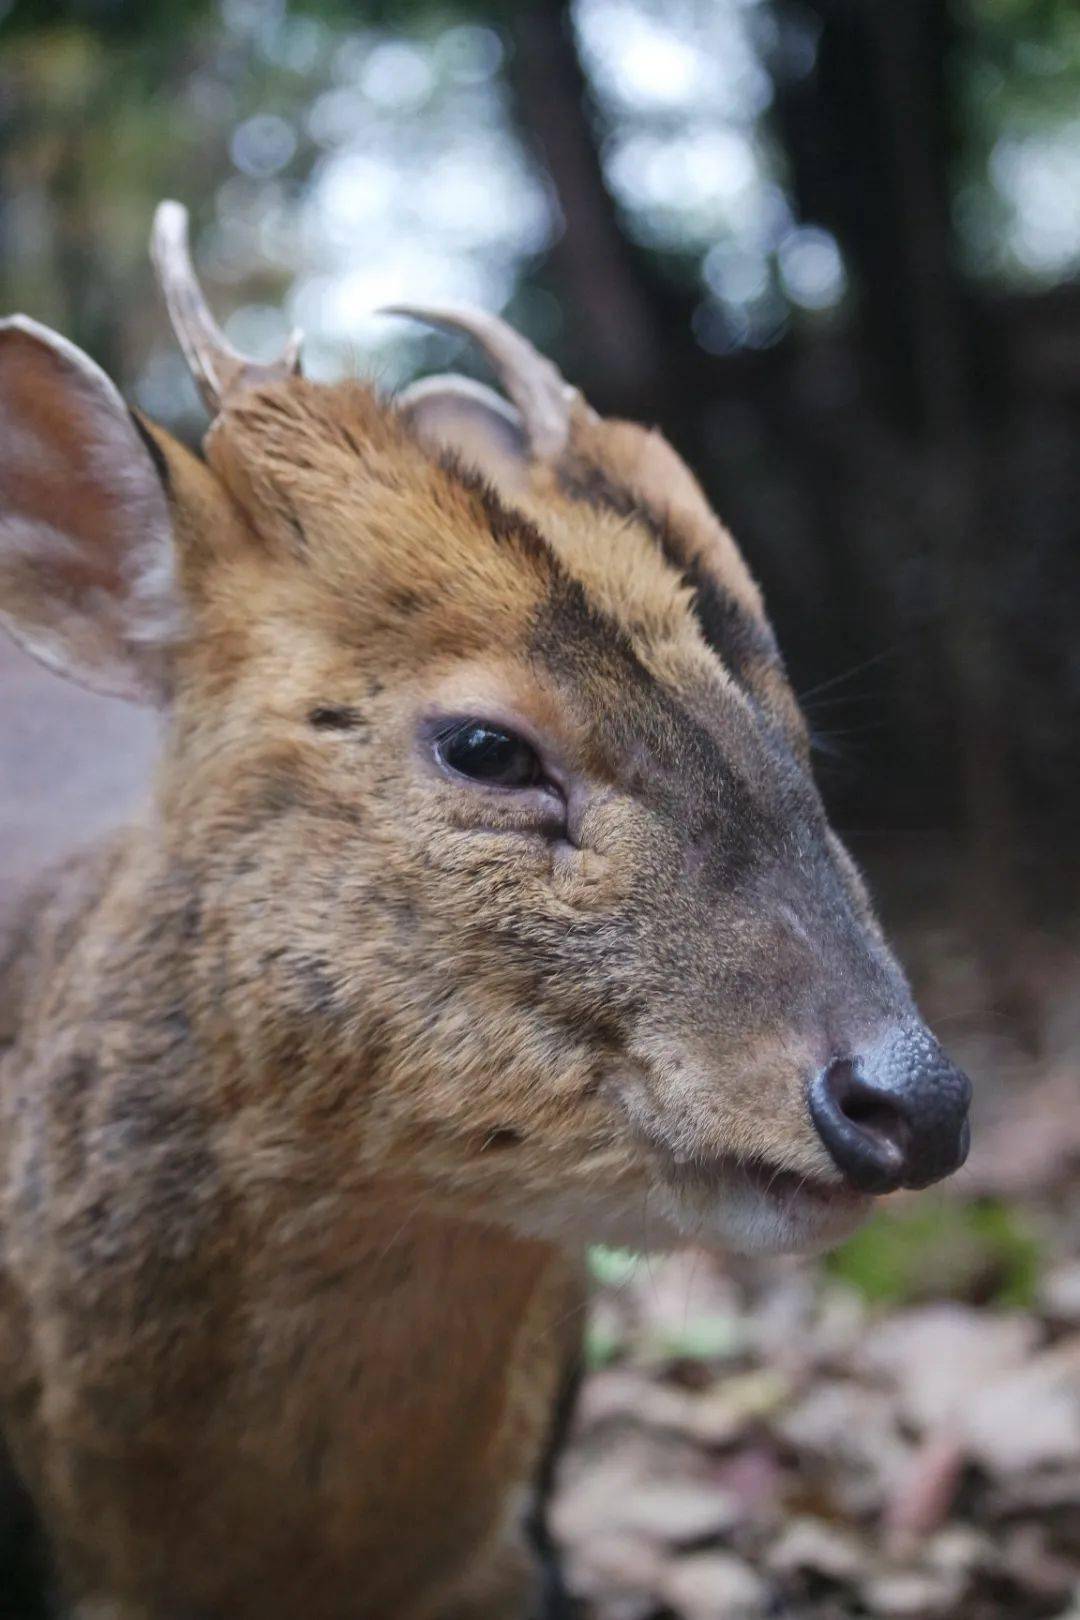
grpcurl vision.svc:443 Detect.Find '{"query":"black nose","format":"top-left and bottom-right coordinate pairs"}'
top-left (809, 1030), bottom-right (972, 1194)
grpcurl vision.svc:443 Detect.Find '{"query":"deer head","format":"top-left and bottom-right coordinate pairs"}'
top-left (0, 204), bottom-right (969, 1256)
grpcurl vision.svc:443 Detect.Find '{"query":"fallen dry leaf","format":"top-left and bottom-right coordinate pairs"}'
top-left (658, 1552), bottom-right (768, 1620)
top-left (884, 1433), bottom-right (967, 1548)
top-left (766, 1515), bottom-right (868, 1581)
top-left (962, 1335), bottom-right (1080, 1476)
top-left (861, 1566), bottom-right (964, 1616)
top-left (859, 1304), bottom-right (1038, 1429)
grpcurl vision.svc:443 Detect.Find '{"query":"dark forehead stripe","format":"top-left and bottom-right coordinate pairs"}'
top-left (435, 446), bottom-right (562, 575)
top-left (428, 443), bottom-right (671, 683)
top-left (556, 452), bottom-right (780, 687)
top-left (531, 569), bottom-right (789, 888)
top-left (683, 558), bottom-right (780, 681)
top-left (429, 431), bottom-right (778, 695)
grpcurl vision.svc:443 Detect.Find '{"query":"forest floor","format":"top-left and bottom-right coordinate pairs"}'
top-left (556, 884), bottom-right (1080, 1620)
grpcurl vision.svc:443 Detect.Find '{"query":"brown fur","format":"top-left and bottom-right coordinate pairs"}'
top-left (1, 360), bottom-right (925, 1618)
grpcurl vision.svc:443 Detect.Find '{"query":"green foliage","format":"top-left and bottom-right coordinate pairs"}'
top-left (955, 0), bottom-right (1080, 281)
top-left (584, 1316), bottom-right (624, 1369)
top-left (586, 1247), bottom-right (746, 1365)
top-left (826, 1196), bottom-right (1041, 1309)
top-left (0, 0), bottom-right (215, 42)
top-left (645, 1312), bottom-right (745, 1364)
top-left (588, 1245), bottom-right (642, 1290)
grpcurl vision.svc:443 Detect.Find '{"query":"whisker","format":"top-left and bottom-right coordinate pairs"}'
top-left (812, 720), bottom-right (890, 741)
top-left (796, 646), bottom-right (898, 704)
top-left (641, 1185), bottom-right (660, 1309)
top-left (683, 1245), bottom-right (702, 1337)
top-left (800, 690), bottom-right (881, 714)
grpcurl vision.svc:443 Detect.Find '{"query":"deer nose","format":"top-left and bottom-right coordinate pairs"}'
top-left (808, 1031), bottom-right (972, 1195)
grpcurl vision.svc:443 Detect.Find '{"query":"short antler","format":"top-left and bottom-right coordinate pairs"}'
top-left (151, 200), bottom-right (301, 414)
top-left (380, 303), bottom-right (585, 460)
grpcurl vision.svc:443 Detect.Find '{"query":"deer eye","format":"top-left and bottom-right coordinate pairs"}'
top-left (436, 721), bottom-right (543, 789)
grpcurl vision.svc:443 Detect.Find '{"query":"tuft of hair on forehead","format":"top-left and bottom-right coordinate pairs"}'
top-left (204, 380), bottom-right (692, 672)
top-left (197, 374), bottom-right (578, 657)
top-left (213, 377), bottom-right (550, 547)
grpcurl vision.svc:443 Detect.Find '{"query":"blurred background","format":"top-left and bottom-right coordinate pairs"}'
top-left (1, 3), bottom-right (1079, 1615)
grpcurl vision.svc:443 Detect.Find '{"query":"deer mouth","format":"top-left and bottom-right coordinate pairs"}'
top-left (736, 1157), bottom-right (867, 1210)
top-left (610, 1068), bottom-right (872, 1253)
top-left (642, 1140), bottom-right (871, 1255)
top-left (667, 1150), bottom-right (866, 1211)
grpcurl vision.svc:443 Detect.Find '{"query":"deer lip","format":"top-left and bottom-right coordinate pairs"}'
top-left (657, 1145), bottom-right (866, 1212)
top-left (625, 1103), bottom-right (869, 1218)
top-left (735, 1157), bottom-right (867, 1210)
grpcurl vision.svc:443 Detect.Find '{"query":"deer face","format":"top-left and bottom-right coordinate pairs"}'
top-left (0, 207), bottom-right (970, 1258)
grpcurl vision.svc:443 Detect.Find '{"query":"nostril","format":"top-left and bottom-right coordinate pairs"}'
top-left (809, 1057), bottom-right (911, 1194)
top-left (831, 1064), bottom-right (913, 1157)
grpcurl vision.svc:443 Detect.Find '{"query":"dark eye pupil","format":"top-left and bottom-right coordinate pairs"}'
top-left (440, 723), bottom-right (541, 788)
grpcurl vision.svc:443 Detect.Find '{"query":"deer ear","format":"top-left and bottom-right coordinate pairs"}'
top-left (0, 316), bottom-right (178, 703)
top-left (396, 374), bottom-right (532, 498)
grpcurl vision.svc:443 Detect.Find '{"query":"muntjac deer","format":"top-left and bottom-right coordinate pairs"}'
top-left (0, 203), bottom-right (971, 1619)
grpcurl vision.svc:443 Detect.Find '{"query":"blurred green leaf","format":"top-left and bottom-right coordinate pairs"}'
top-left (588, 1245), bottom-right (642, 1289)
top-left (826, 1196), bottom-right (1041, 1309)
top-left (584, 1317), bottom-right (624, 1370)
top-left (649, 1312), bottom-right (745, 1363)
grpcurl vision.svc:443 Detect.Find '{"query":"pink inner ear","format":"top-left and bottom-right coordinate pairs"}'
top-left (0, 334), bottom-right (127, 596)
